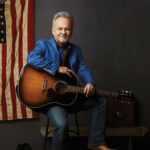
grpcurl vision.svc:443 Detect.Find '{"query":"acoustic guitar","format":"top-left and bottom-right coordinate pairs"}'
top-left (16, 64), bottom-right (134, 109)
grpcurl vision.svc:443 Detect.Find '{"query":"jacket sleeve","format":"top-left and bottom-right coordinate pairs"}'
top-left (77, 47), bottom-right (96, 86)
top-left (27, 40), bottom-right (58, 75)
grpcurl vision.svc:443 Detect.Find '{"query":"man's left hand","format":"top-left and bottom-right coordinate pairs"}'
top-left (84, 83), bottom-right (95, 97)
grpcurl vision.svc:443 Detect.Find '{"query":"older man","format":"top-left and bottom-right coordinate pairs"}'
top-left (27, 11), bottom-right (116, 150)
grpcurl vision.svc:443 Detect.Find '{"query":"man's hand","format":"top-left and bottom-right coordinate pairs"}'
top-left (84, 83), bottom-right (96, 97)
top-left (58, 66), bottom-right (73, 78)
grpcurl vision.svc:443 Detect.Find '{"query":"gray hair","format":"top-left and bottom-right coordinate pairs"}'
top-left (52, 11), bottom-right (74, 28)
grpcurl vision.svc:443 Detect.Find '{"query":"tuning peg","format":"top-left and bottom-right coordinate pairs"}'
top-left (121, 89), bottom-right (125, 93)
top-left (125, 90), bottom-right (129, 94)
top-left (121, 100), bottom-right (124, 103)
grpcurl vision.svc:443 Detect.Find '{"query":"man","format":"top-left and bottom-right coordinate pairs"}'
top-left (27, 11), bottom-right (116, 150)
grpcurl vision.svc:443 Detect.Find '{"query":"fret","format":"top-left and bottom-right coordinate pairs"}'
top-left (66, 85), bottom-right (84, 94)
top-left (96, 90), bottom-right (118, 98)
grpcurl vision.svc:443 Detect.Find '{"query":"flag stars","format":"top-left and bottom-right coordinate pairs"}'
top-left (0, 38), bottom-right (4, 42)
top-left (1, 21), bottom-right (4, 25)
top-left (0, 3), bottom-right (6, 43)
top-left (1, 30), bottom-right (4, 34)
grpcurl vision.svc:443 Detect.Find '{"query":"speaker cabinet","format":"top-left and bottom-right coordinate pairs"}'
top-left (107, 97), bottom-right (135, 127)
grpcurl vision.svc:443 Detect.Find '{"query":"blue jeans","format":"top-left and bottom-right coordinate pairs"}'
top-left (46, 96), bottom-right (107, 150)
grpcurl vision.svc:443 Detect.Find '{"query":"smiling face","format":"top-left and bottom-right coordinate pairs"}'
top-left (52, 17), bottom-right (73, 47)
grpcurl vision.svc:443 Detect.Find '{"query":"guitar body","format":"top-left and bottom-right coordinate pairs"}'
top-left (18, 64), bottom-right (81, 109)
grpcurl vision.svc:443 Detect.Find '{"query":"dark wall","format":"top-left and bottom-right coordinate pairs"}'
top-left (0, 0), bottom-right (150, 150)
top-left (34, 0), bottom-right (150, 128)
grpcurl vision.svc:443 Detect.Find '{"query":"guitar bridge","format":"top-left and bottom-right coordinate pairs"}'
top-left (42, 77), bottom-right (47, 92)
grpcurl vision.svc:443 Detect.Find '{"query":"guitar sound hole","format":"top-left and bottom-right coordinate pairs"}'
top-left (55, 81), bottom-right (67, 94)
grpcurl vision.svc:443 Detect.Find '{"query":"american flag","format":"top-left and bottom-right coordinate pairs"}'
top-left (0, 0), bottom-right (38, 120)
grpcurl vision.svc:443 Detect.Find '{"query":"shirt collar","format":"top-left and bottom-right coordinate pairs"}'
top-left (53, 37), bottom-right (72, 51)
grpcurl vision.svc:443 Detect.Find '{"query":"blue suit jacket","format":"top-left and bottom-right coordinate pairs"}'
top-left (27, 37), bottom-right (95, 85)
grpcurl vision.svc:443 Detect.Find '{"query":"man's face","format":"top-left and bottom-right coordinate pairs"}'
top-left (52, 17), bottom-right (73, 46)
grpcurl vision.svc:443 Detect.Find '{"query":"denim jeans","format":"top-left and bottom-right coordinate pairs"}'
top-left (46, 96), bottom-right (108, 150)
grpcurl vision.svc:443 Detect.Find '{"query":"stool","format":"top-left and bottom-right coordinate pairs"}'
top-left (43, 111), bottom-right (82, 150)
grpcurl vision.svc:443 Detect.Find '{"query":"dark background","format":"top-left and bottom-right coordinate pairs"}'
top-left (0, 0), bottom-right (150, 150)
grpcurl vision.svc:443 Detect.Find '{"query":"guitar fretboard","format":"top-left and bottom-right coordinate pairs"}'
top-left (66, 85), bottom-right (118, 98)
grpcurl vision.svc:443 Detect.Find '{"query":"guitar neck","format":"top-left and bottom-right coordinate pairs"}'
top-left (66, 85), bottom-right (119, 98)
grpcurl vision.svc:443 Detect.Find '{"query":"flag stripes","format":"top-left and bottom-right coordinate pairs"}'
top-left (0, 0), bottom-right (38, 120)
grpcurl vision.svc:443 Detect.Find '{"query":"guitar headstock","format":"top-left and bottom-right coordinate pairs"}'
top-left (118, 89), bottom-right (135, 103)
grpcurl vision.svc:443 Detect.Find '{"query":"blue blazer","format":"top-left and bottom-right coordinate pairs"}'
top-left (27, 37), bottom-right (95, 85)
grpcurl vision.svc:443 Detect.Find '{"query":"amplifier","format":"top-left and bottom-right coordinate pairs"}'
top-left (107, 97), bottom-right (135, 127)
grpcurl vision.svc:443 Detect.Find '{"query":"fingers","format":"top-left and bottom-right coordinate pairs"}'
top-left (66, 70), bottom-right (72, 78)
top-left (84, 83), bottom-right (95, 97)
top-left (58, 66), bottom-right (73, 77)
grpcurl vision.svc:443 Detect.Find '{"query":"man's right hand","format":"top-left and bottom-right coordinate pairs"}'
top-left (58, 66), bottom-right (73, 78)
